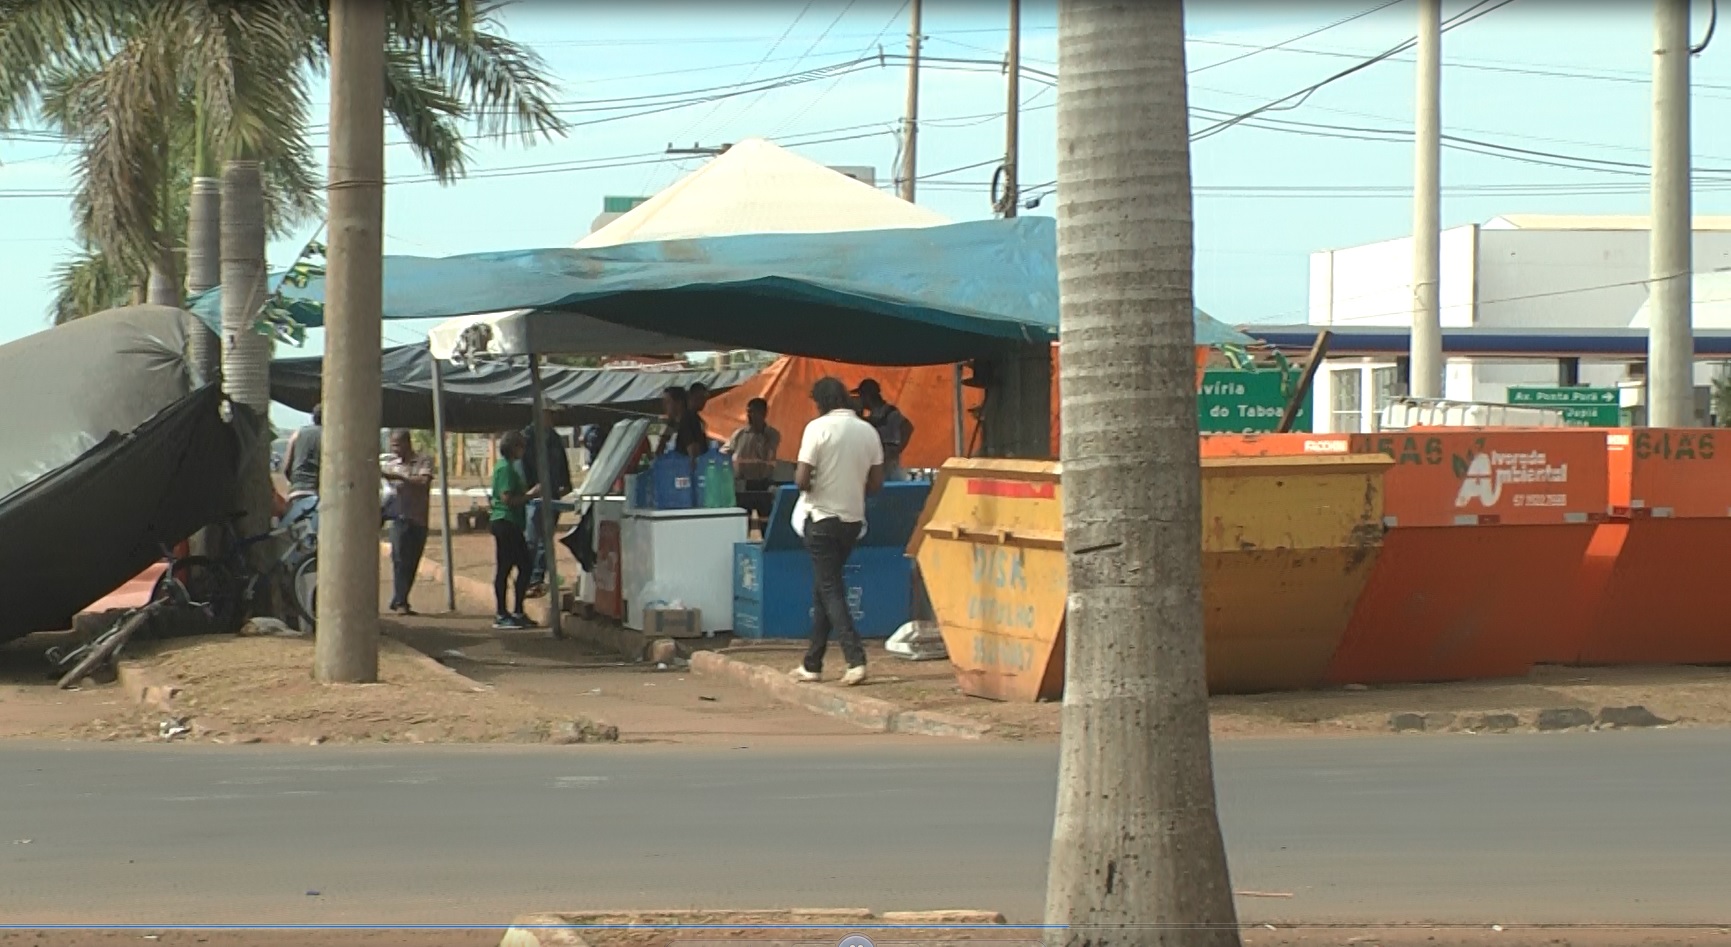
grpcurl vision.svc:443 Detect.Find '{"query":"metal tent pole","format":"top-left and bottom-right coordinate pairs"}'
top-left (430, 354), bottom-right (457, 613)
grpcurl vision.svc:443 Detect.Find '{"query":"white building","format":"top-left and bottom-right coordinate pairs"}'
top-left (1306, 214), bottom-right (1731, 432)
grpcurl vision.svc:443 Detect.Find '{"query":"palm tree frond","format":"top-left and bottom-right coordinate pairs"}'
top-left (383, 0), bottom-right (566, 145)
top-left (49, 243), bottom-right (138, 324)
top-left (0, 0), bottom-right (135, 124)
top-left (383, 43), bottom-right (467, 181)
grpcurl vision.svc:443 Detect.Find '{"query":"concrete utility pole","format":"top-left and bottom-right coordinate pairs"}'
top-left (315, 0), bottom-right (387, 684)
top-left (1409, 0), bottom-right (1443, 400)
top-left (1649, 0), bottom-right (1694, 428)
top-left (1001, 0), bottom-right (1021, 218)
top-left (898, 0), bottom-right (922, 202)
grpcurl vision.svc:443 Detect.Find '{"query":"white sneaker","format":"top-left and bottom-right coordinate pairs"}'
top-left (789, 666), bottom-right (821, 683)
top-left (840, 665), bottom-right (868, 687)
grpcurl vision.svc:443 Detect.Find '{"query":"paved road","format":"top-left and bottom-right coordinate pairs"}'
top-left (4, 731), bottom-right (1731, 927)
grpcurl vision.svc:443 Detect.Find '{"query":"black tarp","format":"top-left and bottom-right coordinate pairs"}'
top-left (269, 345), bottom-right (762, 431)
top-left (0, 306), bottom-right (253, 640)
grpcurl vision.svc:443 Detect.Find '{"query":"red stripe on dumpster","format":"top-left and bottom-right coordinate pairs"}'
top-left (967, 479), bottom-right (1056, 500)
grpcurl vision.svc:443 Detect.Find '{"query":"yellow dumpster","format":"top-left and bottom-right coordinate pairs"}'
top-left (909, 455), bottom-right (1392, 702)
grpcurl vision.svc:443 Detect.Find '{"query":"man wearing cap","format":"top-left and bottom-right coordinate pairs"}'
top-left (853, 379), bottom-right (914, 481)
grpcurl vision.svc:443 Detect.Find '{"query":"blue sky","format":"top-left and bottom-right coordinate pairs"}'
top-left (1, 0), bottom-right (1725, 365)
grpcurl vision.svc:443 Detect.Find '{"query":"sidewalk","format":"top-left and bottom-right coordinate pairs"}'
top-left (384, 543), bottom-right (930, 746)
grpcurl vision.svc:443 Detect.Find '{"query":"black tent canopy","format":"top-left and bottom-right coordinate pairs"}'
top-left (269, 344), bottom-right (761, 432)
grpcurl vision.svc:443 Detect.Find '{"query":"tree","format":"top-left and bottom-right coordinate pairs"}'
top-left (2, 0), bottom-right (563, 331)
top-left (3, 0), bottom-right (563, 589)
top-left (1044, 3), bottom-right (1242, 947)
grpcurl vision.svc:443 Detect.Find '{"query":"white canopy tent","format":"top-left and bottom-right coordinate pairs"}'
top-left (424, 137), bottom-right (951, 360)
top-left (422, 138), bottom-right (955, 628)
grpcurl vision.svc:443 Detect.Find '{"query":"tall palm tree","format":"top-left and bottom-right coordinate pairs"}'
top-left (1, 0), bottom-right (562, 338)
top-left (1044, 2), bottom-right (1241, 946)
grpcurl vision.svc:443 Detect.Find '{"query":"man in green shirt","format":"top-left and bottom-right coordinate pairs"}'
top-left (489, 431), bottom-right (537, 628)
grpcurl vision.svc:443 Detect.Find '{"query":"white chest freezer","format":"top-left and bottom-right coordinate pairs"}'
top-left (621, 507), bottom-right (748, 634)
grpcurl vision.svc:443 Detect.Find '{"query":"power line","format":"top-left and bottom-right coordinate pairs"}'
top-left (1189, 0), bottom-right (1516, 143)
top-left (728, 0), bottom-right (860, 132)
top-left (1189, 0), bottom-right (1407, 75)
top-left (767, 0), bottom-right (909, 139)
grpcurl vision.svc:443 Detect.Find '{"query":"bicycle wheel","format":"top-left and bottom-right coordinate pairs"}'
top-left (58, 605), bottom-right (156, 689)
top-left (290, 553), bottom-right (318, 632)
top-left (156, 556), bottom-right (239, 632)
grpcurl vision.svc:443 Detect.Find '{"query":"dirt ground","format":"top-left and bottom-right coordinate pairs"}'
top-left (719, 643), bottom-right (1731, 741)
top-left (0, 543), bottom-right (912, 747)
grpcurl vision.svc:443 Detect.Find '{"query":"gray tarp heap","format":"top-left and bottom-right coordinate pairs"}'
top-left (269, 345), bottom-right (760, 431)
top-left (191, 217), bottom-right (1060, 365)
top-left (0, 306), bottom-right (255, 640)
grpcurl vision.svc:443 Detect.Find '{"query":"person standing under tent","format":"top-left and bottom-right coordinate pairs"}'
top-left (789, 377), bottom-right (884, 687)
top-left (688, 382), bottom-right (716, 449)
top-left (489, 431), bottom-right (539, 629)
top-left (853, 379), bottom-right (914, 481)
top-left (381, 429), bottom-right (435, 616)
top-left (519, 408), bottom-right (572, 599)
top-left (725, 397), bottom-right (781, 522)
top-left (660, 386), bottom-right (707, 461)
top-left (280, 404), bottom-right (323, 531)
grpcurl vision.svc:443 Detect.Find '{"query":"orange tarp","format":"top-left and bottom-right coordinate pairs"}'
top-left (706, 346), bottom-right (1211, 468)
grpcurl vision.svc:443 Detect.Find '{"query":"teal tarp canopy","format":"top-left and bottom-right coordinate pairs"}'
top-left (189, 216), bottom-right (1252, 364)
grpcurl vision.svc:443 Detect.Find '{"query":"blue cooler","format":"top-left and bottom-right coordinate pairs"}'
top-left (636, 453), bottom-right (695, 510)
top-left (732, 482), bottom-right (930, 639)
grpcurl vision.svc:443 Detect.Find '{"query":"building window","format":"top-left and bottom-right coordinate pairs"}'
top-left (1331, 368), bottom-right (1364, 433)
top-left (1372, 365), bottom-right (1402, 423)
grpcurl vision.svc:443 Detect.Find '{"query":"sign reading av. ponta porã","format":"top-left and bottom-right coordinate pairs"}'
top-left (1197, 370), bottom-right (1309, 433)
top-left (1507, 386), bottom-right (1621, 426)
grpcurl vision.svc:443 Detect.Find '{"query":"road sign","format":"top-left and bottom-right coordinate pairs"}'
top-left (1198, 369), bottom-right (1309, 433)
top-left (1507, 386), bottom-right (1621, 426)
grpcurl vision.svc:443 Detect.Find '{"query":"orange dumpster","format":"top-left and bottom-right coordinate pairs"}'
top-left (1203, 429), bottom-right (1610, 685)
top-left (1568, 428), bottom-right (1731, 666)
top-left (908, 453), bottom-right (1394, 701)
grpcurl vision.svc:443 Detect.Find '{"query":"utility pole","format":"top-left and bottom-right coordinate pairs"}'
top-left (1409, 0), bottom-right (1443, 400)
top-left (898, 0), bottom-right (922, 202)
top-left (315, 0), bottom-right (387, 684)
top-left (1000, 0), bottom-right (1021, 218)
top-left (1649, 0), bottom-right (1694, 428)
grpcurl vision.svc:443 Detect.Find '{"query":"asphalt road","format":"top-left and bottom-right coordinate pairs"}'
top-left (4, 731), bottom-right (1731, 928)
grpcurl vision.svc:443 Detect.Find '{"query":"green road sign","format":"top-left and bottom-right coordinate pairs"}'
top-left (1198, 369), bottom-right (1309, 433)
top-left (1506, 386), bottom-right (1621, 426)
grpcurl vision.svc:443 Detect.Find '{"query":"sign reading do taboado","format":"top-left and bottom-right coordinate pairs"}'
top-left (1198, 370), bottom-right (1310, 434)
top-left (1506, 386), bottom-right (1621, 427)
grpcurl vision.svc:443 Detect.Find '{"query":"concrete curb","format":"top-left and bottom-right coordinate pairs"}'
top-left (689, 650), bottom-right (992, 740)
top-left (499, 909), bottom-right (1004, 947)
top-left (114, 659), bottom-right (248, 741)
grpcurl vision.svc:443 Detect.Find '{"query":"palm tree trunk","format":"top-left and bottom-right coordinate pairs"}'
top-left (220, 158), bottom-right (276, 585)
top-left (145, 249), bottom-right (181, 307)
top-left (1044, 2), bottom-right (1241, 946)
top-left (185, 99), bottom-right (222, 386)
top-left (220, 159), bottom-right (271, 410)
top-left (184, 176), bottom-right (222, 384)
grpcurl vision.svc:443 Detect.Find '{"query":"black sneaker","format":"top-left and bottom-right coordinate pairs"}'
top-left (511, 611), bottom-right (536, 628)
top-left (492, 614), bottom-right (522, 630)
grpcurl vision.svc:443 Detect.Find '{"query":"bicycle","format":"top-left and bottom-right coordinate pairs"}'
top-left (159, 506), bottom-right (319, 635)
top-left (50, 564), bottom-right (203, 689)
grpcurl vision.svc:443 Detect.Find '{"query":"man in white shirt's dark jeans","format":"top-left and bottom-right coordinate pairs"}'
top-left (789, 377), bottom-right (885, 687)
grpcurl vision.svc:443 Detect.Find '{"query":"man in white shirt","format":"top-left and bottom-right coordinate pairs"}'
top-left (790, 377), bottom-right (884, 686)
